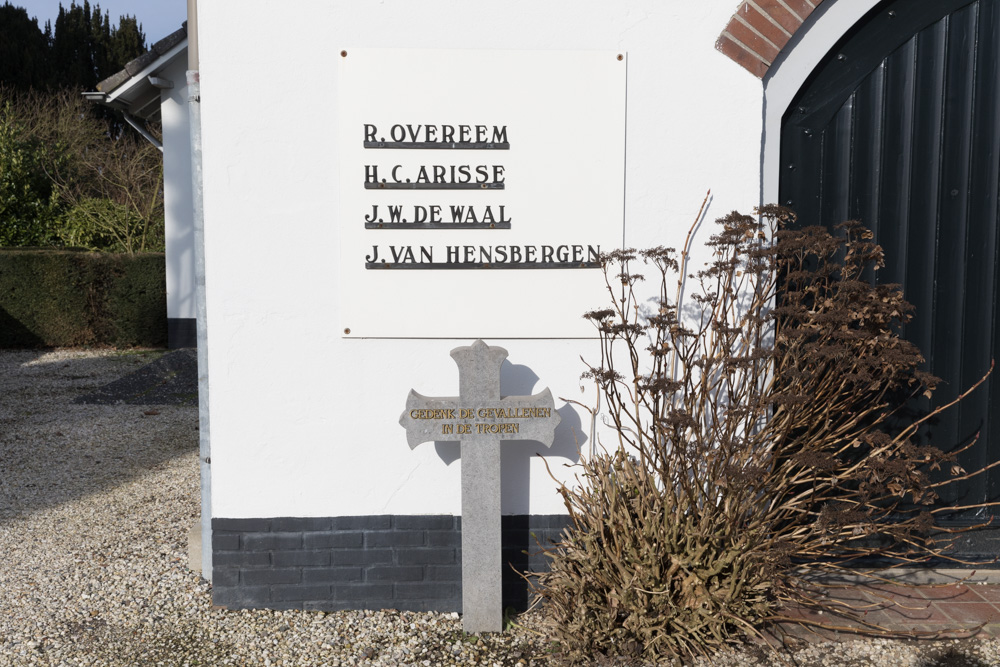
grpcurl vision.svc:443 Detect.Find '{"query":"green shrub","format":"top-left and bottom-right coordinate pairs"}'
top-left (0, 248), bottom-right (165, 347)
top-left (533, 207), bottom-right (992, 664)
top-left (55, 197), bottom-right (134, 250)
top-left (107, 253), bottom-right (168, 346)
top-left (0, 101), bottom-right (63, 246)
top-left (0, 87), bottom-right (164, 254)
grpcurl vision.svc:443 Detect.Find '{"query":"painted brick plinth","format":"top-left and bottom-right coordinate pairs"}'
top-left (211, 515), bottom-right (569, 612)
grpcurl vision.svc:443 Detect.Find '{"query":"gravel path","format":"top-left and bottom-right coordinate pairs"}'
top-left (4, 348), bottom-right (1000, 666)
top-left (0, 349), bottom-right (550, 666)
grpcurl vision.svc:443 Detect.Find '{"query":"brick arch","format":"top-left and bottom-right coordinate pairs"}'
top-left (716, 0), bottom-right (828, 78)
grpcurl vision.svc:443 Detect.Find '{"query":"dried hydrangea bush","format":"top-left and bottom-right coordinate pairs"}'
top-left (533, 206), bottom-right (994, 664)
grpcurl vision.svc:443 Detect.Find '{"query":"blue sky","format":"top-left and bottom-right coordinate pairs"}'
top-left (16, 0), bottom-right (187, 43)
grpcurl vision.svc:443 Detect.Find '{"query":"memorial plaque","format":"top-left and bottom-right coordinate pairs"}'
top-left (338, 48), bottom-right (626, 338)
top-left (399, 340), bottom-right (561, 633)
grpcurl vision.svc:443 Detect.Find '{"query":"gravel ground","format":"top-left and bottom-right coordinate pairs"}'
top-left (5, 347), bottom-right (1000, 666)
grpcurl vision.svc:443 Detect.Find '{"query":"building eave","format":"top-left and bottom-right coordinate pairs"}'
top-left (86, 24), bottom-right (189, 121)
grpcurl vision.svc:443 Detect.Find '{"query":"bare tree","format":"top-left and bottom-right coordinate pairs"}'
top-left (1, 86), bottom-right (163, 253)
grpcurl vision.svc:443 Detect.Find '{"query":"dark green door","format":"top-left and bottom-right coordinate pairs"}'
top-left (780, 0), bottom-right (1000, 515)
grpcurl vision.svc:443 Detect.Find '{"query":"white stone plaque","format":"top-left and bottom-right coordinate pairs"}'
top-left (337, 48), bottom-right (626, 338)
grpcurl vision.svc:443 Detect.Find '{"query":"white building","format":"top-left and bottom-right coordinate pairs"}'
top-left (150, 0), bottom-right (1000, 613)
top-left (86, 25), bottom-right (196, 349)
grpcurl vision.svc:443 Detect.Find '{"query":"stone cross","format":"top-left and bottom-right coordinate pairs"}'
top-left (399, 339), bottom-right (561, 633)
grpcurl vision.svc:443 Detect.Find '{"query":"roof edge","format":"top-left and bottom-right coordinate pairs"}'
top-left (96, 22), bottom-right (188, 95)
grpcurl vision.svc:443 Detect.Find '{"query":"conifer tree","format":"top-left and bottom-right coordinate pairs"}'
top-left (0, 1), bottom-right (148, 91)
top-left (0, 3), bottom-right (49, 90)
top-left (108, 15), bottom-right (146, 74)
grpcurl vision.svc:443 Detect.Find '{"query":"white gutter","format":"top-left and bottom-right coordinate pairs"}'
top-left (187, 0), bottom-right (212, 582)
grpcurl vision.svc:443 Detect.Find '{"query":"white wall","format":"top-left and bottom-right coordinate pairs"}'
top-left (198, 0), bottom-right (766, 518)
top-left (161, 56), bottom-right (196, 322)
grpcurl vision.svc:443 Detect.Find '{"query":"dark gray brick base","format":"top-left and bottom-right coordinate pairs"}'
top-left (211, 515), bottom-right (569, 612)
top-left (167, 317), bottom-right (197, 349)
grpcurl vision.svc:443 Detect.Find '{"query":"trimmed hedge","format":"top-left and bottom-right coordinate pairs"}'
top-left (0, 248), bottom-right (166, 348)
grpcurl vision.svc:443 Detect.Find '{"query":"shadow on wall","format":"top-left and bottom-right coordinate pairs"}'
top-left (431, 358), bottom-right (582, 610)
top-left (431, 359), bottom-right (584, 512)
top-left (0, 350), bottom-right (199, 523)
